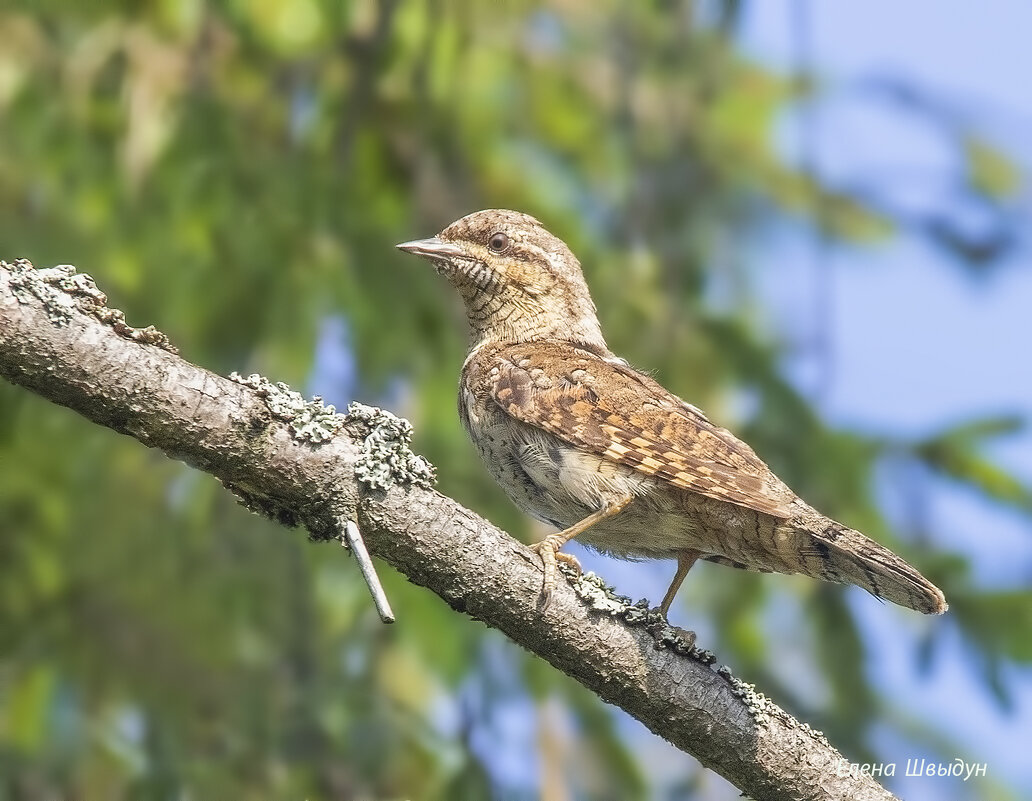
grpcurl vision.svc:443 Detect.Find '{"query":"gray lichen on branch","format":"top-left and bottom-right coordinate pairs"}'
top-left (226, 373), bottom-right (435, 490)
top-left (565, 565), bottom-right (713, 655)
top-left (4, 259), bottom-right (177, 353)
top-left (229, 371), bottom-right (344, 443)
top-left (346, 401), bottom-right (436, 491)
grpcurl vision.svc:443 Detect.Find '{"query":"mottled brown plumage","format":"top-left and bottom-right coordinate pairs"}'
top-left (398, 209), bottom-right (948, 616)
top-left (485, 341), bottom-right (794, 519)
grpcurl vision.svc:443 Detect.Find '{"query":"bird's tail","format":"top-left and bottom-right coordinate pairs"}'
top-left (784, 509), bottom-right (948, 615)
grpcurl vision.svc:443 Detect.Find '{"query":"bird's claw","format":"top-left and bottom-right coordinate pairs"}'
top-left (531, 535), bottom-right (581, 609)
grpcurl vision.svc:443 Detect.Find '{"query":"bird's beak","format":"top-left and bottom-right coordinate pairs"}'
top-left (396, 237), bottom-right (465, 260)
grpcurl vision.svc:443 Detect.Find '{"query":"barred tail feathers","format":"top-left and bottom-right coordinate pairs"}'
top-left (785, 515), bottom-right (948, 615)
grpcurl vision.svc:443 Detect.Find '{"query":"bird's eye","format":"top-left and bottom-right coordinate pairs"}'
top-left (488, 232), bottom-right (510, 253)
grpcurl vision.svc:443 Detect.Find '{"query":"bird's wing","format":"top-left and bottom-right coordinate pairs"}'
top-left (483, 342), bottom-right (794, 519)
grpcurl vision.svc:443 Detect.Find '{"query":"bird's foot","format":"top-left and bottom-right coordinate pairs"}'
top-left (530, 535), bottom-right (582, 609)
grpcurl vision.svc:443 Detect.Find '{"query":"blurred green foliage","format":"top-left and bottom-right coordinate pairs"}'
top-left (0, 2), bottom-right (1028, 799)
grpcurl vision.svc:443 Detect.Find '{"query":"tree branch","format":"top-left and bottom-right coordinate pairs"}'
top-left (0, 259), bottom-right (897, 801)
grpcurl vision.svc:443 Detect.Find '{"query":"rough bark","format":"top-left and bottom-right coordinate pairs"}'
top-left (0, 259), bottom-right (897, 801)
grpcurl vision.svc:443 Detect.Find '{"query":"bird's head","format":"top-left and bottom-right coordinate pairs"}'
top-left (397, 209), bottom-right (607, 352)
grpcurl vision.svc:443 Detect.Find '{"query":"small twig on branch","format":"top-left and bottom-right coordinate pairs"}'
top-left (342, 518), bottom-right (395, 623)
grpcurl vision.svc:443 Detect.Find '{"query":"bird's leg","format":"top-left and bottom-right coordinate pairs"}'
top-left (658, 548), bottom-right (702, 618)
top-left (531, 493), bottom-right (634, 608)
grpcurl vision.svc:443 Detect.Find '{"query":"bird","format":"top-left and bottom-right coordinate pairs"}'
top-left (397, 209), bottom-right (948, 617)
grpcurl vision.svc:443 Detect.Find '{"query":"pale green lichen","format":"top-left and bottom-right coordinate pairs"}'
top-left (8, 261), bottom-right (90, 325)
top-left (718, 666), bottom-right (774, 725)
top-left (226, 378), bottom-right (436, 489)
top-left (716, 663), bottom-right (830, 736)
top-left (347, 402), bottom-right (436, 490)
top-left (229, 372), bottom-right (343, 444)
top-left (568, 570), bottom-right (633, 615)
top-left (562, 565), bottom-right (713, 661)
top-left (4, 259), bottom-right (177, 353)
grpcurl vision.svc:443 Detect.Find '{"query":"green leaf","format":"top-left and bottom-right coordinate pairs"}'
top-left (965, 135), bottom-right (1022, 198)
top-left (914, 416), bottom-right (1032, 511)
